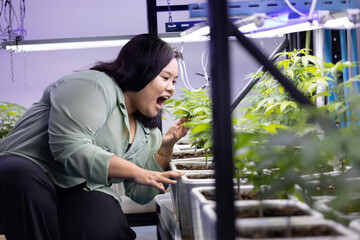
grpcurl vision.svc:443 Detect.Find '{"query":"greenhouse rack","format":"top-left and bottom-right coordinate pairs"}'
top-left (208, 0), bottom-right (341, 239)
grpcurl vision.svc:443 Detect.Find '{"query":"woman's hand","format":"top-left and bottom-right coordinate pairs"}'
top-left (132, 169), bottom-right (185, 193)
top-left (109, 155), bottom-right (184, 192)
top-left (160, 119), bottom-right (188, 152)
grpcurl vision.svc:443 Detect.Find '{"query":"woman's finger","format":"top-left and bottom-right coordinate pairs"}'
top-left (175, 118), bottom-right (187, 126)
top-left (161, 170), bottom-right (185, 179)
top-left (156, 182), bottom-right (165, 193)
top-left (157, 175), bottom-right (177, 185)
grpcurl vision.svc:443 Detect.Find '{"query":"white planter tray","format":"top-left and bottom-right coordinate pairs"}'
top-left (349, 218), bottom-right (360, 233)
top-left (172, 172), bottom-right (253, 240)
top-left (302, 176), bottom-right (360, 202)
top-left (169, 158), bottom-right (214, 171)
top-left (201, 204), bottom-right (357, 240)
top-left (170, 171), bottom-right (215, 239)
top-left (191, 185), bottom-right (322, 240)
top-left (169, 158), bottom-right (214, 238)
top-left (314, 195), bottom-right (360, 225)
top-left (190, 185), bottom-right (253, 240)
top-left (155, 193), bottom-right (182, 240)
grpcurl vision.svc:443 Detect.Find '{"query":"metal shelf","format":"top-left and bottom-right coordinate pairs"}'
top-left (189, 0), bottom-right (360, 18)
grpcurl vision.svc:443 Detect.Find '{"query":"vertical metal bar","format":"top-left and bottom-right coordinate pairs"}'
top-left (146, 0), bottom-right (163, 132)
top-left (324, 29), bottom-right (337, 104)
top-left (146, 0), bottom-right (158, 35)
top-left (331, 30), bottom-right (345, 127)
top-left (288, 32), bottom-right (297, 51)
top-left (314, 29), bottom-right (326, 107)
top-left (351, 29), bottom-right (360, 94)
top-left (340, 30), bottom-right (351, 127)
top-left (208, 0), bottom-right (235, 240)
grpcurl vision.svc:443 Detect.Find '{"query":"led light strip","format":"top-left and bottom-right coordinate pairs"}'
top-left (1, 34), bottom-right (210, 53)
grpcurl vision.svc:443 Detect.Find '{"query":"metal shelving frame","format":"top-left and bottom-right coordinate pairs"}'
top-left (208, 1), bottom-right (338, 239)
top-left (147, 1), bottom-right (342, 239)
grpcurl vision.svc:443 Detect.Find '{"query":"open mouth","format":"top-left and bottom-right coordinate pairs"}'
top-left (156, 96), bottom-right (168, 109)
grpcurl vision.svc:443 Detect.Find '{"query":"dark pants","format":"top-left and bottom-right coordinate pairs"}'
top-left (0, 155), bottom-right (136, 240)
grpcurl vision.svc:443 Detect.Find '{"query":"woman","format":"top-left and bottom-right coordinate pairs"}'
top-left (0, 34), bottom-right (187, 240)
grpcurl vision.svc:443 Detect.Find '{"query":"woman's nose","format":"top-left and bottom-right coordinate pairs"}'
top-left (166, 82), bottom-right (175, 95)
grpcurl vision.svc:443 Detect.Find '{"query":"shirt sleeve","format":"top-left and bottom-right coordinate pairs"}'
top-left (48, 76), bottom-right (114, 186)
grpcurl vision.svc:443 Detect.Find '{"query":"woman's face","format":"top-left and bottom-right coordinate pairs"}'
top-left (125, 58), bottom-right (178, 117)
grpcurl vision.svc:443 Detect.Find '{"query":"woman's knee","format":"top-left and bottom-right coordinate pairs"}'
top-left (58, 190), bottom-right (136, 240)
top-left (0, 156), bottom-right (56, 200)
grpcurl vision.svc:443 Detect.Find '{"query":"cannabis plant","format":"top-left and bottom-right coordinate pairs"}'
top-left (238, 48), bottom-right (355, 135)
top-left (233, 48), bottom-right (360, 202)
top-left (0, 102), bottom-right (26, 139)
top-left (165, 89), bottom-right (213, 167)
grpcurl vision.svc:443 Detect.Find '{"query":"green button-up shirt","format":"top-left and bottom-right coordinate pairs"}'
top-left (0, 70), bottom-right (164, 206)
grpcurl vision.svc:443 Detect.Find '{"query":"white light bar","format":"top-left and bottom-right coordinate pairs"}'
top-left (1, 33), bottom-right (210, 53)
top-left (242, 20), bottom-right (322, 38)
top-left (2, 9), bottom-right (358, 52)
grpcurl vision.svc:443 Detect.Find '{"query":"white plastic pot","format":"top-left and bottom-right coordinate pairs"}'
top-left (170, 171), bottom-right (215, 239)
top-left (201, 204), bottom-right (356, 240)
top-left (314, 195), bottom-right (360, 225)
top-left (155, 193), bottom-right (182, 240)
top-left (190, 185), bottom-right (254, 240)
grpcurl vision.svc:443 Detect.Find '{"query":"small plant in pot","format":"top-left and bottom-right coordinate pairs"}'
top-left (166, 88), bottom-right (213, 169)
top-left (0, 102), bottom-right (26, 139)
top-left (231, 48), bottom-right (360, 225)
top-left (234, 48), bottom-right (359, 176)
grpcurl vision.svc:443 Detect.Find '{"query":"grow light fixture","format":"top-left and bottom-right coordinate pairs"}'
top-left (320, 9), bottom-right (360, 29)
top-left (238, 9), bottom-right (359, 38)
top-left (240, 14), bottom-right (323, 38)
top-left (175, 10), bottom-right (357, 40)
top-left (2, 9), bottom-right (358, 52)
top-left (1, 33), bottom-right (210, 53)
top-left (179, 21), bottom-right (210, 39)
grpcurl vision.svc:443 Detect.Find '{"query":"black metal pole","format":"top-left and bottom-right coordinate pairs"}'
top-left (146, 0), bottom-right (164, 132)
top-left (208, 0), bottom-right (235, 240)
top-left (230, 38), bottom-right (289, 113)
top-left (146, 0), bottom-right (158, 35)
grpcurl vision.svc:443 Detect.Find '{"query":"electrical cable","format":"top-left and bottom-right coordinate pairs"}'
top-left (284, 0), bottom-right (307, 17)
top-left (178, 42), bottom-right (210, 91)
top-left (0, 0), bottom-right (26, 40)
top-left (308, 0), bottom-right (318, 20)
top-left (284, 0), bottom-right (318, 21)
top-left (200, 48), bottom-right (210, 86)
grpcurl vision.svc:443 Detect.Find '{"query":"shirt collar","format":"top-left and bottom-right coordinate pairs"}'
top-left (114, 82), bottom-right (150, 135)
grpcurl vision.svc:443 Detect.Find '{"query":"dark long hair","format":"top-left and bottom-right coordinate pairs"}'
top-left (91, 34), bottom-right (179, 129)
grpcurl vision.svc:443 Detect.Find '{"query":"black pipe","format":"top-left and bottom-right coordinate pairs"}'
top-left (230, 38), bottom-right (289, 113)
top-left (288, 32), bottom-right (297, 51)
top-left (156, 5), bottom-right (189, 12)
top-left (208, 0), bottom-right (235, 240)
top-left (146, 0), bottom-right (163, 132)
top-left (146, 0), bottom-right (158, 35)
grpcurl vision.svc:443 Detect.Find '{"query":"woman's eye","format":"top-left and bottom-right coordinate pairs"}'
top-left (162, 76), bottom-right (169, 80)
